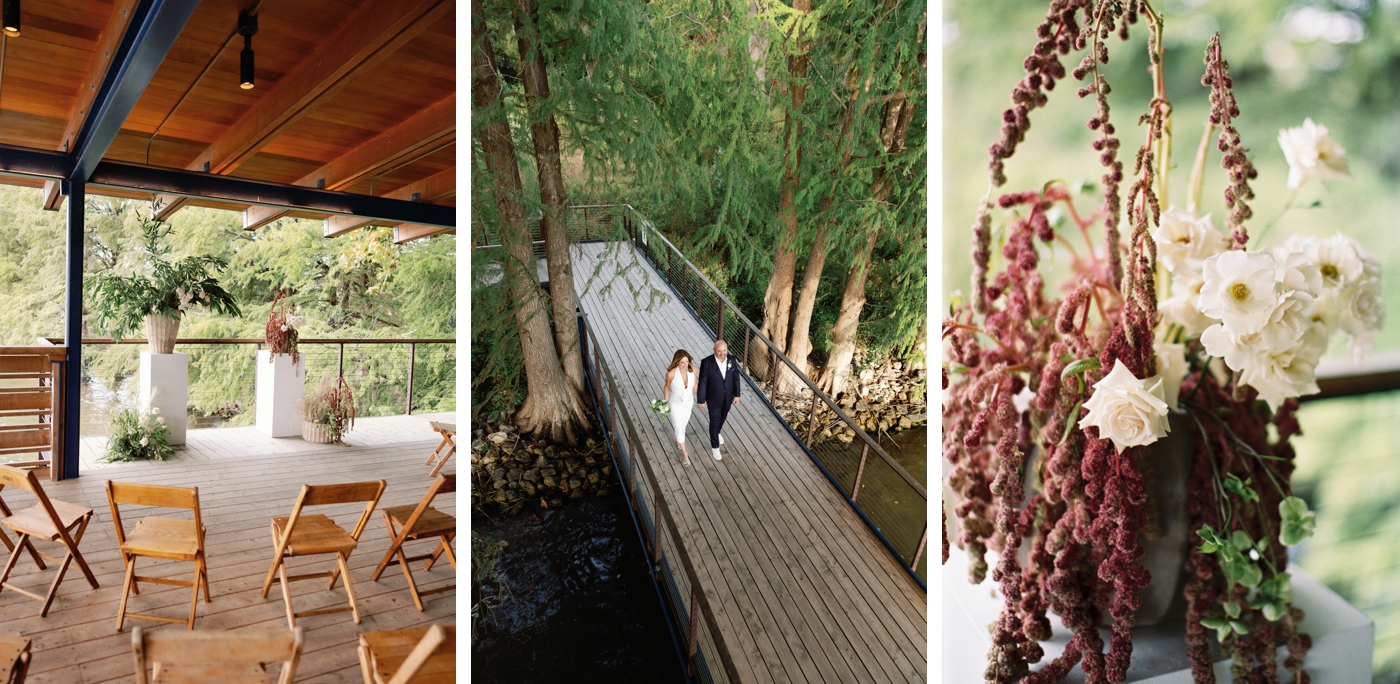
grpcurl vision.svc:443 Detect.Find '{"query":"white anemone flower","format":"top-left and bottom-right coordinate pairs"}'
top-left (1198, 251), bottom-right (1282, 337)
top-left (1278, 118), bottom-right (1352, 190)
top-left (1161, 274), bottom-right (1216, 337)
top-left (1152, 208), bottom-right (1228, 274)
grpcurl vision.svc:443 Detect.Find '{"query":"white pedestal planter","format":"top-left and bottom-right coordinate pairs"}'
top-left (256, 351), bottom-right (305, 438)
top-left (139, 351), bottom-right (188, 445)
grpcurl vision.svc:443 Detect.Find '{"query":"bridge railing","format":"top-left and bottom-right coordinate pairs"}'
top-left (611, 204), bottom-right (928, 585)
top-left (581, 313), bottom-right (736, 683)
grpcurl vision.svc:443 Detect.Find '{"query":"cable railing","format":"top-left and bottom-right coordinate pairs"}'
top-left (60, 337), bottom-right (455, 431)
top-left (543, 203), bottom-right (928, 586)
top-left (472, 204), bottom-right (622, 257)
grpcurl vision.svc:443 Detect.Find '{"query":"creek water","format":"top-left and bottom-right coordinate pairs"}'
top-left (470, 425), bottom-right (929, 681)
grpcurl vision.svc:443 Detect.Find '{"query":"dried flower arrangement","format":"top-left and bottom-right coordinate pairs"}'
top-left (942, 2), bottom-right (1384, 682)
top-left (303, 375), bottom-right (356, 443)
top-left (264, 292), bottom-right (303, 363)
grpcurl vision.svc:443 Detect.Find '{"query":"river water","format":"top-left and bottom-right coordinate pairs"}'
top-left (471, 425), bottom-right (928, 682)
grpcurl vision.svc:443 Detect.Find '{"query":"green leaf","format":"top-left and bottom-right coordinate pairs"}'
top-left (1238, 562), bottom-right (1263, 588)
top-left (1223, 601), bottom-right (1241, 618)
top-left (1229, 620), bottom-right (1250, 635)
top-left (1198, 541), bottom-right (1219, 554)
top-left (1200, 617), bottom-right (1228, 629)
top-left (1222, 473), bottom-right (1260, 503)
top-left (1262, 602), bottom-right (1287, 622)
top-left (1061, 357), bottom-right (1101, 380)
top-left (1231, 530), bottom-right (1254, 552)
top-left (1279, 496), bottom-right (1317, 547)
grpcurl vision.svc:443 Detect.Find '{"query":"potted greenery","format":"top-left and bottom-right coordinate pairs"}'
top-left (256, 293), bottom-right (306, 437)
top-left (102, 406), bottom-right (174, 462)
top-left (86, 206), bottom-right (241, 354)
top-left (302, 375), bottom-right (356, 444)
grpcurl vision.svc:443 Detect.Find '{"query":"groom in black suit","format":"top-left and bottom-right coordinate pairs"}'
top-left (697, 340), bottom-right (742, 461)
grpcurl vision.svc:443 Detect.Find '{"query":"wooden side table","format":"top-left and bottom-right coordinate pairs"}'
top-left (357, 625), bottom-right (454, 684)
top-left (0, 635), bottom-right (31, 684)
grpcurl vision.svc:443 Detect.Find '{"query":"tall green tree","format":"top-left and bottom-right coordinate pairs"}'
top-left (473, 0), bottom-right (589, 445)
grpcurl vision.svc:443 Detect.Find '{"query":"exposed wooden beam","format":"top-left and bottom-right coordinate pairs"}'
top-left (43, 0), bottom-right (141, 210)
top-left (393, 225), bottom-right (455, 243)
top-left (245, 94), bottom-right (455, 231)
top-left (323, 166), bottom-right (455, 237)
top-left (154, 0), bottom-right (452, 220)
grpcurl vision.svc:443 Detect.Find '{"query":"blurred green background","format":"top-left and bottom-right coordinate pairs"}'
top-left (945, 0), bottom-right (1400, 678)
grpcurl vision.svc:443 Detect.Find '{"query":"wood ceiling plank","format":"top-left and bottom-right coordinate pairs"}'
top-left (154, 0), bottom-right (451, 220)
top-left (323, 166), bottom-right (454, 237)
top-left (244, 93), bottom-right (454, 231)
top-left (42, 0), bottom-right (140, 209)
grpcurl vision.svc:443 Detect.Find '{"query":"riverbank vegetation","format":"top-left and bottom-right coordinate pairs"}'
top-left (471, 0), bottom-right (928, 440)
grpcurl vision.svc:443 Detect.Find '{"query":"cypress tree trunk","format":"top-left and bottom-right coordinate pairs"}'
top-left (820, 94), bottom-right (915, 396)
top-left (473, 0), bottom-right (589, 445)
top-left (752, 0), bottom-right (811, 378)
top-left (513, 0), bottom-right (586, 395)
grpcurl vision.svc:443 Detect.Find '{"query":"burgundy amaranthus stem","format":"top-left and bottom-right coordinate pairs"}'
top-left (986, 385), bottom-right (1034, 682)
top-left (1202, 33), bottom-right (1257, 249)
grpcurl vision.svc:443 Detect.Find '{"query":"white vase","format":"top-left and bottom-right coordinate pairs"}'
top-left (144, 313), bottom-right (181, 354)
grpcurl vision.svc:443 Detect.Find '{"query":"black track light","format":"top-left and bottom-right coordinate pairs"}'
top-left (237, 9), bottom-right (258, 89)
top-left (3, 0), bottom-right (20, 38)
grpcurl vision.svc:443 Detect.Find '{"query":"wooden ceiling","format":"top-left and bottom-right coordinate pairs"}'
top-left (0, 0), bottom-right (455, 241)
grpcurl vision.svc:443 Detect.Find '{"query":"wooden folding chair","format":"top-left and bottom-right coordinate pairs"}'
top-left (357, 624), bottom-right (454, 684)
top-left (106, 481), bottom-right (210, 631)
top-left (0, 464), bottom-right (97, 617)
top-left (131, 626), bottom-right (304, 684)
top-left (261, 481), bottom-right (386, 629)
top-left (423, 422), bottom-right (455, 477)
top-left (0, 634), bottom-right (31, 684)
top-left (370, 474), bottom-right (455, 610)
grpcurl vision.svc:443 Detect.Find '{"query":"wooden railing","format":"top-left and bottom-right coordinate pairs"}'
top-left (0, 346), bottom-right (69, 480)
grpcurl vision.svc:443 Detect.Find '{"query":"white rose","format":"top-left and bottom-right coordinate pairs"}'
top-left (1274, 249), bottom-right (1322, 297)
top-left (1078, 360), bottom-right (1171, 451)
top-left (1152, 208), bottom-right (1228, 274)
top-left (280, 325), bottom-right (289, 332)
top-left (1154, 342), bottom-right (1188, 413)
top-left (1259, 289), bottom-right (1316, 352)
top-left (1340, 277), bottom-right (1385, 359)
top-left (1201, 323), bottom-right (1263, 373)
top-left (140, 437), bottom-right (149, 447)
top-left (151, 407), bottom-right (160, 415)
top-left (1198, 251), bottom-right (1282, 337)
top-left (1239, 331), bottom-right (1324, 411)
top-left (1279, 118), bottom-right (1352, 190)
top-left (1161, 274), bottom-right (1215, 337)
top-left (157, 416), bottom-right (166, 424)
top-left (1278, 233), bottom-right (1362, 293)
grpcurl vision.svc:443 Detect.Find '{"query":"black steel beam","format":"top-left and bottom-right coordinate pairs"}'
top-left (87, 160), bottom-right (457, 228)
top-left (70, 0), bottom-right (201, 181)
top-left (0, 144), bottom-right (454, 228)
top-left (61, 180), bottom-right (84, 481)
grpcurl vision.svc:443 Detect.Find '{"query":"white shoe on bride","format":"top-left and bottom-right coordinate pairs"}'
top-left (712, 447), bottom-right (722, 461)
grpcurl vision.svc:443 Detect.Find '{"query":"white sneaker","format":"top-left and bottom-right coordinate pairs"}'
top-left (719, 433), bottom-right (724, 445)
top-left (712, 447), bottom-right (722, 461)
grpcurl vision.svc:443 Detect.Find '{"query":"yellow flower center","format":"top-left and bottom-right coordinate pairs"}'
top-left (1321, 264), bottom-right (1339, 280)
top-left (1230, 283), bottom-right (1251, 302)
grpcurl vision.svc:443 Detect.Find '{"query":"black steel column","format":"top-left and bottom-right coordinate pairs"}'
top-left (62, 180), bottom-right (83, 480)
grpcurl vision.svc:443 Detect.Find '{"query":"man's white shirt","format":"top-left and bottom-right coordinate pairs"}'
top-left (717, 356), bottom-right (727, 380)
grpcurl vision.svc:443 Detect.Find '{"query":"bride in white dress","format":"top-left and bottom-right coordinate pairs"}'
top-left (663, 349), bottom-right (698, 466)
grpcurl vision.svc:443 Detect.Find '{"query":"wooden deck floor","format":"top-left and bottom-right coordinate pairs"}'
top-left (0, 417), bottom-right (455, 684)
top-left (573, 242), bottom-right (926, 684)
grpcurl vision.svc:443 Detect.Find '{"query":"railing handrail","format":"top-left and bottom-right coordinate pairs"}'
top-left (45, 337), bottom-right (454, 345)
top-left (613, 203), bottom-right (927, 499)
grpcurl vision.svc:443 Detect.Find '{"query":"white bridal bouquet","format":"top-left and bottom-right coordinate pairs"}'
top-left (651, 399), bottom-right (671, 417)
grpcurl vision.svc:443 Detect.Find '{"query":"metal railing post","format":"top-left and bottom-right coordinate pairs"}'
top-left (715, 297), bottom-right (724, 344)
top-left (406, 342), bottom-right (416, 415)
top-left (652, 492), bottom-right (663, 578)
top-left (804, 393), bottom-right (820, 446)
top-left (910, 523), bottom-right (928, 569)
top-left (688, 587), bottom-right (700, 676)
top-left (337, 342), bottom-right (345, 378)
top-left (851, 443), bottom-right (871, 501)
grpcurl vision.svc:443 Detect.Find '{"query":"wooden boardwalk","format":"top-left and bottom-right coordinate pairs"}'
top-left (0, 419), bottom-right (455, 684)
top-left (573, 242), bottom-right (926, 684)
